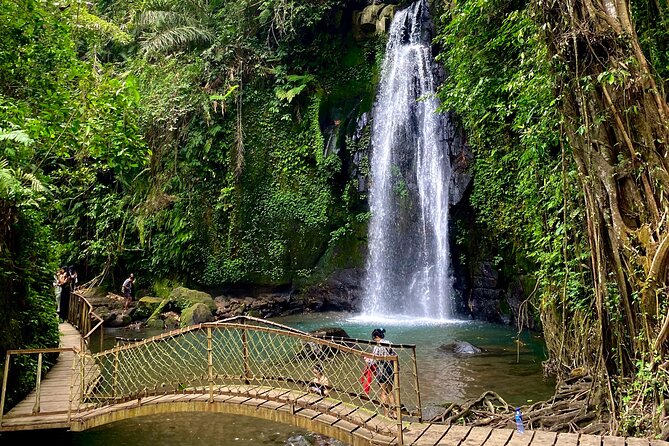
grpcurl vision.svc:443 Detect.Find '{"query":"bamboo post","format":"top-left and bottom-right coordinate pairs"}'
top-left (79, 350), bottom-right (85, 403)
top-left (411, 346), bottom-right (423, 422)
top-left (113, 351), bottom-right (119, 398)
top-left (242, 324), bottom-right (250, 385)
top-left (0, 353), bottom-right (11, 427)
top-left (207, 327), bottom-right (214, 402)
top-left (393, 357), bottom-right (404, 446)
top-left (32, 353), bottom-right (43, 414)
top-left (69, 350), bottom-right (78, 421)
top-left (79, 299), bottom-right (84, 332)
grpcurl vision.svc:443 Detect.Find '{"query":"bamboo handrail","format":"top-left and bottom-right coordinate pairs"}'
top-left (1, 316), bottom-right (419, 444)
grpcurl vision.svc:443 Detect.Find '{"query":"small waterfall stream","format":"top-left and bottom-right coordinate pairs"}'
top-left (363, 0), bottom-right (454, 320)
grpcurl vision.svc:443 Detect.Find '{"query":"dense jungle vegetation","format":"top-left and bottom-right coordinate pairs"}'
top-left (2, 0), bottom-right (669, 438)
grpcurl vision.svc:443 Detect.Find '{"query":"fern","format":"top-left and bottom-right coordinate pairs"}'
top-left (0, 130), bottom-right (34, 146)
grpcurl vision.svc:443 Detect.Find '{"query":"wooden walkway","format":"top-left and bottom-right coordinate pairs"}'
top-left (1, 322), bottom-right (83, 431)
top-left (2, 323), bottom-right (669, 446)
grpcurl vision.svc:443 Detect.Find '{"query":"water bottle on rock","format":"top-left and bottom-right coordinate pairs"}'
top-left (514, 407), bottom-right (525, 434)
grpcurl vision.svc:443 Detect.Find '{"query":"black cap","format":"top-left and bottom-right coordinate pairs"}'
top-left (371, 328), bottom-right (386, 339)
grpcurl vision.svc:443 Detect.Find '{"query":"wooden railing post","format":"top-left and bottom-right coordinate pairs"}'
top-left (411, 346), bottom-right (423, 422)
top-left (393, 358), bottom-right (404, 446)
top-left (207, 327), bottom-right (214, 402)
top-left (0, 352), bottom-right (11, 427)
top-left (242, 323), bottom-right (250, 385)
top-left (68, 351), bottom-right (78, 423)
top-left (113, 351), bottom-right (119, 398)
top-left (32, 353), bottom-right (43, 414)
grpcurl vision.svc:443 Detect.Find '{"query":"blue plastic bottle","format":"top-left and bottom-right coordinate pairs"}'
top-left (514, 407), bottom-right (525, 434)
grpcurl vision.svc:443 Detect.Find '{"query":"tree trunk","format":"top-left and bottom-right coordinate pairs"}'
top-left (535, 0), bottom-right (669, 426)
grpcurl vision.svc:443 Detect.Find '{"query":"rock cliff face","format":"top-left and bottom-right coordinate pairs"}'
top-left (353, 4), bottom-right (397, 37)
top-left (310, 0), bottom-right (477, 321)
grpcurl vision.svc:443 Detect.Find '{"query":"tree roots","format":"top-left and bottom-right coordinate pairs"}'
top-left (429, 374), bottom-right (611, 434)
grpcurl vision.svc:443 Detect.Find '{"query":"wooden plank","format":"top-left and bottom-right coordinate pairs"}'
top-left (555, 433), bottom-right (580, 446)
top-left (138, 394), bottom-right (168, 405)
top-left (344, 407), bottom-right (378, 427)
top-left (484, 428), bottom-right (514, 446)
top-left (218, 395), bottom-right (251, 405)
top-left (332, 418), bottom-right (360, 434)
top-left (400, 422), bottom-right (432, 445)
top-left (240, 397), bottom-right (266, 408)
top-left (438, 425), bottom-right (471, 445)
top-left (257, 400), bottom-right (287, 411)
top-left (461, 426), bottom-right (492, 446)
top-left (626, 439), bottom-right (650, 446)
top-left (294, 407), bottom-right (320, 420)
top-left (311, 398), bottom-right (342, 414)
top-left (603, 437), bottom-right (626, 446)
top-left (364, 413), bottom-right (396, 436)
top-left (313, 413), bottom-right (340, 426)
top-left (578, 435), bottom-right (602, 446)
top-left (417, 423), bottom-right (451, 444)
top-left (506, 430), bottom-right (534, 446)
top-left (250, 386), bottom-right (273, 398)
top-left (531, 430), bottom-right (558, 446)
top-left (264, 388), bottom-right (293, 401)
top-left (330, 403), bottom-right (360, 419)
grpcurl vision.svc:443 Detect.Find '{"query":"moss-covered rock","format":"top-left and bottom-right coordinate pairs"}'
top-left (135, 296), bottom-right (163, 319)
top-left (170, 287), bottom-right (215, 312)
top-left (180, 303), bottom-right (214, 327)
top-left (145, 318), bottom-right (165, 329)
top-left (146, 298), bottom-right (170, 327)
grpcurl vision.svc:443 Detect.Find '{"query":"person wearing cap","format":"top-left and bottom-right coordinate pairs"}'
top-left (122, 273), bottom-right (135, 310)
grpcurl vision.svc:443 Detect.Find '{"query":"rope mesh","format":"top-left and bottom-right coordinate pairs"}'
top-left (75, 317), bottom-right (421, 435)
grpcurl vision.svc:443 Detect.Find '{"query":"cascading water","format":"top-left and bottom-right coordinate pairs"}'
top-left (363, 0), bottom-right (454, 320)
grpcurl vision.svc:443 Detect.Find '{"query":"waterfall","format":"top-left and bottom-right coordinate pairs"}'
top-left (363, 0), bottom-right (454, 320)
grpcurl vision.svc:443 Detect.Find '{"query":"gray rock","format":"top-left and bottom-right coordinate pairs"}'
top-left (310, 327), bottom-right (350, 339)
top-left (302, 268), bottom-right (364, 312)
top-left (439, 340), bottom-right (483, 355)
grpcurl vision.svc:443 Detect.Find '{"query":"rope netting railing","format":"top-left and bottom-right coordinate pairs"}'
top-left (74, 317), bottom-right (421, 440)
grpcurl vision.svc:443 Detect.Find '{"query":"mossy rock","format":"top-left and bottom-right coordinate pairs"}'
top-left (146, 298), bottom-right (170, 327)
top-left (180, 303), bottom-right (214, 327)
top-left (170, 287), bottom-right (216, 312)
top-left (145, 318), bottom-right (165, 329)
top-left (135, 296), bottom-right (163, 319)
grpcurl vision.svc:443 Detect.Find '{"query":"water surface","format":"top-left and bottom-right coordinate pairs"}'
top-left (272, 312), bottom-right (555, 411)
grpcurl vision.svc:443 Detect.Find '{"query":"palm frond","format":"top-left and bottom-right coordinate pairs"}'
top-left (75, 9), bottom-right (132, 44)
top-left (135, 10), bottom-right (186, 29)
top-left (20, 171), bottom-right (47, 193)
top-left (140, 25), bottom-right (214, 54)
top-left (0, 130), bottom-right (34, 146)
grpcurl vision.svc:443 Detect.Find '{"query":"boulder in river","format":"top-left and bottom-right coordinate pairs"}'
top-left (439, 340), bottom-right (483, 355)
top-left (309, 327), bottom-right (350, 339)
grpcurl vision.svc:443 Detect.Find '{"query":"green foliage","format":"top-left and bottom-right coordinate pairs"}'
top-left (124, 0), bottom-right (381, 287)
top-left (435, 0), bottom-right (592, 318)
top-left (132, 0), bottom-right (217, 56)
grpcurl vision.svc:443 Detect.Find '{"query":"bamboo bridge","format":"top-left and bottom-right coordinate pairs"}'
top-left (1, 293), bottom-right (667, 446)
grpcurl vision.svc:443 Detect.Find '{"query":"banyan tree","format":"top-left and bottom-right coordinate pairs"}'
top-left (535, 0), bottom-right (669, 433)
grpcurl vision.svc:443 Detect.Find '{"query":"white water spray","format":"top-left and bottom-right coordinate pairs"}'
top-left (363, 0), bottom-right (454, 320)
